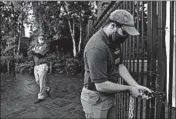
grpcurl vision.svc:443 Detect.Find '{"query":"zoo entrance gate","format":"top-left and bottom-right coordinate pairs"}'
top-left (87, 1), bottom-right (176, 119)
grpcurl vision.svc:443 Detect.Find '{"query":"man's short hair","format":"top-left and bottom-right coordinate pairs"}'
top-left (103, 18), bottom-right (122, 27)
top-left (38, 33), bottom-right (44, 37)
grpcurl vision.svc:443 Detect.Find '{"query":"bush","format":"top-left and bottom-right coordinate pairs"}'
top-left (65, 57), bottom-right (82, 76)
top-left (14, 52), bottom-right (84, 76)
top-left (51, 57), bottom-right (83, 76)
top-left (16, 61), bottom-right (34, 74)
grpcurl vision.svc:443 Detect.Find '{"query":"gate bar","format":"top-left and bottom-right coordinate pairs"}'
top-left (140, 2), bottom-right (145, 119)
top-left (168, 2), bottom-right (174, 119)
top-left (146, 2), bottom-right (157, 119)
top-left (156, 1), bottom-right (166, 119)
top-left (135, 2), bottom-right (140, 119)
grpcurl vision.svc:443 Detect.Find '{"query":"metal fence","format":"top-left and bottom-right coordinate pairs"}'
top-left (91, 1), bottom-right (176, 119)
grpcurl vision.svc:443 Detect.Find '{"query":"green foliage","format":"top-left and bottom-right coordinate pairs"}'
top-left (0, 55), bottom-right (23, 73)
top-left (32, 1), bottom-right (63, 40)
top-left (62, 1), bottom-right (93, 22)
top-left (0, 1), bottom-right (96, 75)
top-left (1, 1), bottom-right (29, 56)
top-left (65, 57), bottom-right (83, 76)
top-left (15, 55), bottom-right (83, 76)
top-left (16, 61), bottom-right (34, 74)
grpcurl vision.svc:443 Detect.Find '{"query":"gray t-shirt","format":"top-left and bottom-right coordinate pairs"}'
top-left (83, 28), bottom-right (123, 91)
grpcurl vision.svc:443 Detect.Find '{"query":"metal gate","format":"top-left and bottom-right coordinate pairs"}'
top-left (89, 1), bottom-right (176, 119)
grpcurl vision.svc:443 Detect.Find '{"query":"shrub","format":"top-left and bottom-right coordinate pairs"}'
top-left (65, 57), bottom-right (83, 76)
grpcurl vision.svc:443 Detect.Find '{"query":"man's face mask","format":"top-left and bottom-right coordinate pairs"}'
top-left (38, 36), bottom-right (45, 44)
top-left (111, 27), bottom-right (129, 44)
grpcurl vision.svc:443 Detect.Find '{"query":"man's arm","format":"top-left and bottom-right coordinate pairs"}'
top-left (118, 64), bottom-right (139, 86)
top-left (31, 43), bottom-right (49, 58)
top-left (118, 64), bottom-right (152, 93)
top-left (95, 81), bottom-right (131, 93)
top-left (86, 48), bottom-right (141, 97)
top-left (95, 81), bottom-right (142, 98)
top-left (34, 43), bottom-right (49, 56)
top-left (31, 51), bottom-right (43, 58)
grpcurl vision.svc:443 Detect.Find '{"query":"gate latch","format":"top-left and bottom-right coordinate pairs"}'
top-left (142, 91), bottom-right (166, 103)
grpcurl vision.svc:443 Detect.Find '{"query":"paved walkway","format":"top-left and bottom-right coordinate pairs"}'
top-left (1, 73), bottom-right (85, 118)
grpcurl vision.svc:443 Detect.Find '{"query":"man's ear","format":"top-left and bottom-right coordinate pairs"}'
top-left (112, 22), bottom-right (116, 27)
top-left (110, 22), bottom-right (116, 29)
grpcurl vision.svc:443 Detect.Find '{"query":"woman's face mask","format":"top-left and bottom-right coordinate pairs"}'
top-left (111, 27), bottom-right (129, 44)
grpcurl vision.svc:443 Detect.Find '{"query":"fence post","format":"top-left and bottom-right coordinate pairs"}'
top-left (146, 1), bottom-right (157, 119)
top-left (49, 61), bottom-right (52, 74)
top-left (87, 20), bottom-right (93, 39)
top-left (156, 1), bottom-right (167, 119)
top-left (7, 60), bottom-right (10, 74)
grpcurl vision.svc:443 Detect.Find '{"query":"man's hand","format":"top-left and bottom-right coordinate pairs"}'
top-left (32, 44), bottom-right (49, 55)
top-left (136, 85), bottom-right (152, 93)
top-left (34, 49), bottom-right (40, 53)
top-left (129, 86), bottom-right (141, 98)
top-left (136, 85), bottom-right (153, 99)
top-left (31, 47), bottom-right (41, 54)
top-left (31, 47), bottom-right (38, 52)
top-left (129, 85), bottom-right (153, 99)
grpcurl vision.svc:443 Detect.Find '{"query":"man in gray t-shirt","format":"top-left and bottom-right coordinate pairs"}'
top-left (81, 9), bottom-right (152, 118)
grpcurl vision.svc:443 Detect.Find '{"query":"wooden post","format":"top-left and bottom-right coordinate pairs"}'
top-left (84, 19), bottom-right (93, 47)
top-left (49, 61), bottom-right (52, 74)
top-left (7, 60), bottom-right (10, 74)
top-left (87, 20), bottom-right (93, 38)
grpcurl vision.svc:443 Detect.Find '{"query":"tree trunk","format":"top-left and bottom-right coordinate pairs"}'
top-left (64, 1), bottom-right (77, 57)
top-left (13, 48), bottom-right (16, 80)
top-left (78, 19), bottom-right (82, 53)
top-left (17, 25), bottom-right (21, 57)
top-left (68, 19), bottom-right (77, 57)
top-left (78, 6), bottom-right (83, 53)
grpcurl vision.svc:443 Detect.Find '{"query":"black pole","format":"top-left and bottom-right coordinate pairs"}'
top-left (146, 2), bottom-right (157, 119)
top-left (156, 1), bottom-right (166, 119)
